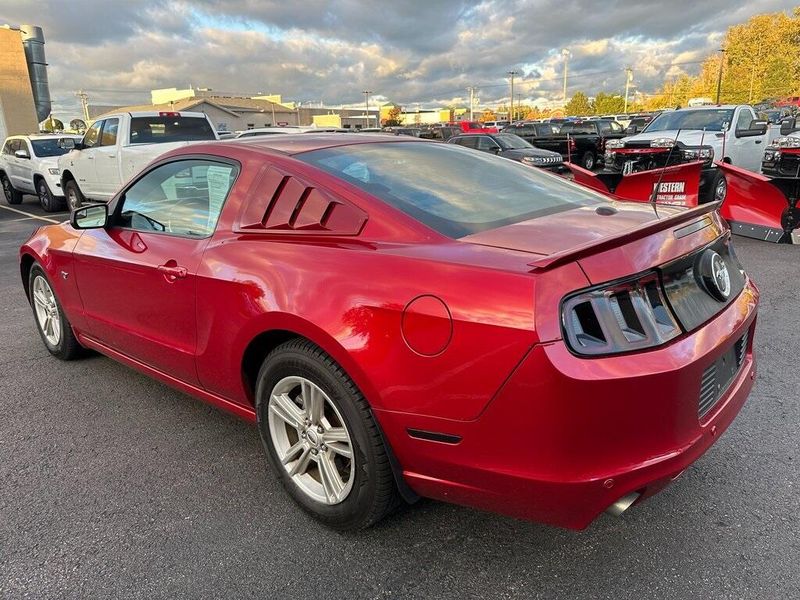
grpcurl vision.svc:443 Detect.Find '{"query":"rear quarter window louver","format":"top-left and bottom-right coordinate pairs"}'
top-left (235, 167), bottom-right (367, 235)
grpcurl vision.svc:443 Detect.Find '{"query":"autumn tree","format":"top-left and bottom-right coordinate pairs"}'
top-left (649, 9), bottom-right (800, 106)
top-left (564, 92), bottom-right (592, 116)
top-left (479, 108), bottom-right (497, 122)
top-left (382, 106), bottom-right (402, 127)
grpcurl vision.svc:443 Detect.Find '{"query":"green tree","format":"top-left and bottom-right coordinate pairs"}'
top-left (564, 92), bottom-right (592, 116)
top-left (594, 92), bottom-right (626, 115)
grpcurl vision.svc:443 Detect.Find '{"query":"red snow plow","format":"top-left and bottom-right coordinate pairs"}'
top-left (565, 161), bottom-right (703, 207)
top-left (716, 162), bottom-right (799, 244)
top-left (565, 161), bottom-right (799, 244)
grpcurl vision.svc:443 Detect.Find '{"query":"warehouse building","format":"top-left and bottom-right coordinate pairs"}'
top-left (0, 24), bottom-right (50, 138)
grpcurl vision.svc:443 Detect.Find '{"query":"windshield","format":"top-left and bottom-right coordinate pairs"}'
top-left (644, 109), bottom-right (734, 132)
top-left (129, 116), bottom-right (216, 144)
top-left (31, 139), bottom-right (73, 157)
top-left (297, 142), bottom-right (605, 238)
top-left (494, 134), bottom-right (531, 150)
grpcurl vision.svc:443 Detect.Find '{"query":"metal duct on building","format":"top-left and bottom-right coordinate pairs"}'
top-left (20, 24), bottom-right (51, 122)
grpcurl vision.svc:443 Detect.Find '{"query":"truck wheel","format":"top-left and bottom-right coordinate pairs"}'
top-left (2, 174), bottom-right (23, 205)
top-left (64, 180), bottom-right (84, 211)
top-left (37, 179), bottom-right (58, 212)
top-left (704, 170), bottom-right (727, 204)
top-left (581, 151), bottom-right (596, 170)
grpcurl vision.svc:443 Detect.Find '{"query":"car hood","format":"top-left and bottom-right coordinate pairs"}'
top-left (501, 148), bottom-right (562, 159)
top-left (624, 129), bottom-right (725, 147)
top-left (460, 201), bottom-right (684, 256)
top-left (39, 156), bottom-right (60, 170)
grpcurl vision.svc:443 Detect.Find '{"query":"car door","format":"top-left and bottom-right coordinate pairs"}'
top-left (5, 139), bottom-right (22, 187)
top-left (476, 136), bottom-right (500, 154)
top-left (15, 138), bottom-right (35, 193)
top-left (69, 120), bottom-right (103, 198)
top-left (92, 118), bottom-right (120, 199)
top-left (730, 108), bottom-right (763, 172)
top-left (72, 157), bottom-right (239, 384)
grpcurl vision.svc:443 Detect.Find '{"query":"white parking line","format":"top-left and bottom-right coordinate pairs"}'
top-left (0, 205), bottom-right (62, 224)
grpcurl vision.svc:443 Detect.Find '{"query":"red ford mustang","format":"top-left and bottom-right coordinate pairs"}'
top-left (20, 134), bottom-right (758, 530)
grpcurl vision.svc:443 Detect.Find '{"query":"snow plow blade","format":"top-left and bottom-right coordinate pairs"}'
top-left (565, 162), bottom-right (703, 207)
top-left (716, 162), bottom-right (800, 244)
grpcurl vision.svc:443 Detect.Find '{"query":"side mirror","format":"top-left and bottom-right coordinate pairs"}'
top-left (736, 120), bottom-right (768, 138)
top-left (70, 203), bottom-right (108, 229)
top-left (780, 117), bottom-right (797, 136)
top-left (491, 146), bottom-right (502, 154)
top-left (58, 137), bottom-right (77, 150)
top-left (14, 149), bottom-right (30, 159)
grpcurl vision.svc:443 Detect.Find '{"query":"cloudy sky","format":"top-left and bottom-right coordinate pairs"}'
top-left (1, 0), bottom-right (796, 119)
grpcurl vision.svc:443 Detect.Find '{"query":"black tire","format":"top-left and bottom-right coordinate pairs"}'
top-left (64, 179), bottom-right (84, 211)
top-left (2, 174), bottom-right (23, 205)
top-left (27, 264), bottom-right (84, 360)
top-left (581, 150), bottom-right (596, 170)
top-left (36, 178), bottom-right (58, 212)
top-left (256, 339), bottom-right (399, 530)
top-left (703, 169), bottom-right (727, 204)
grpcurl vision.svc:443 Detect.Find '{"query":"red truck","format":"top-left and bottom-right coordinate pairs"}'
top-left (449, 121), bottom-right (499, 133)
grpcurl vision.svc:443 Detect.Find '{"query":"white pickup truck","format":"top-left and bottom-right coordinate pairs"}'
top-left (58, 111), bottom-right (218, 208)
top-left (604, 105), bottom-right (768, 202)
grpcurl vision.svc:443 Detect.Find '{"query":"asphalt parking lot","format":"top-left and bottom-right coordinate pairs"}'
top-left (0, 198), bottom-right (798, 599)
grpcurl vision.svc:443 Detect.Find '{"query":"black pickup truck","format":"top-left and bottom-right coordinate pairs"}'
top-left (503, 120), bottom-right (626, 169)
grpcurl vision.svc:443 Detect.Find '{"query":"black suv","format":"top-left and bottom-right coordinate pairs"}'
top-left (447, 133), bottom-right (564, 170)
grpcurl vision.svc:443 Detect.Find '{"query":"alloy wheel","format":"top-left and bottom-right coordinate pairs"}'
top-left (267, 376), bottom-right (355, 505)
top-left (714, 176), bottom-right (727, 202)
top-left (38, 182), bottom-right (50, 210)
top-left (2, 178), bottom-right (11, 202)
top-left (32, 275), bottom-right (61, 346)
top-left (66, 188), bottom-right (79, 210)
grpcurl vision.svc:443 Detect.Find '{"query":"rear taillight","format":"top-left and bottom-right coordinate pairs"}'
top-left (158, 111), bottom-right (180, 117)
top-left (569, 137), bottom-right (576, 151)
top-left (561, 273), bottom-right (681, 356)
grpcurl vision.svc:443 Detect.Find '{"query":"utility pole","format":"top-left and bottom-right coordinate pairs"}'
top-left (467, 86), bottom-right (476, 121)
top-left (715, 48), bottom-right (726, 105)
top-left (516, 93), bottom-right (522, 121)
top-left (624, 68), bottom-right (633, 114)
top-left (76, 90), bottom-right (90, 122)
top-left (507, 71), bottom-right (519, 123)
top-left (362, 90), bottom-right (372, 128)
top-left (561, 49), bottom-right (571, 106)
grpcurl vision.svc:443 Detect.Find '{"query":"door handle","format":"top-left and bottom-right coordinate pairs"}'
top-left (108, 154), bottom-right (117, 158)
top-left (86, 155), bottom-right (94, 160)
top-left (157, 263), bottom-right (188, 281)
top-left (755, 140), bottom-right (762, 144)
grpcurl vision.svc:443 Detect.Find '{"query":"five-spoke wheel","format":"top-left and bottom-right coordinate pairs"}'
top-left (268, 376), bottom-right (355, 505)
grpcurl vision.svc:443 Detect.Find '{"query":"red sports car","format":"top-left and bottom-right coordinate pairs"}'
top-left (20, 134), bottom-right (758, 530)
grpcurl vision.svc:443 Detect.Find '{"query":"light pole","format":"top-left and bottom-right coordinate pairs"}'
top-left (507, 70), bottom-right (519, 122)
top-left (561, 49), bottom-right (571, 106)
top-left (467, 86), bottom-right (476, 121)
top-left (363, 90), bottom-right (372, 128)
top-left (624, 67), bottom-right (633, 114)
top-left (715, 48), bottom-right (726, 105)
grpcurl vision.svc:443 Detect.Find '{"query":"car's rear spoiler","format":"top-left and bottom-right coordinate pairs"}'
top-left (528, 201), bottom-right (721, 272)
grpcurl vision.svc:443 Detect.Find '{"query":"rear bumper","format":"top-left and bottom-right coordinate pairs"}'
top-left (377, 280), bottom-right (759, 529)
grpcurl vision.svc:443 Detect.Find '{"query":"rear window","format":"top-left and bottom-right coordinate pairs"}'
top-left (559, 122), bottom-right (597, 135)
top-left (129, 116), bottom-right (216, 144)
top-left (297, 142), bottom-right (605, 238)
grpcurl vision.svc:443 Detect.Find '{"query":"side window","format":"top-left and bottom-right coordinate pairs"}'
top-left (609, 121), bottom-right (623, 132)
top-left (9, 139), bottom-right (21, 153)
top-left (736, 109), bottom-right (754, 131)
top-left (83, 121), bottom-right (103, 148)
top-left (476, 137), bottom-right (498, 151)
top-left (3, 139), bottom-right (15, 154)
top-left (117, 159), bottom-right (239, 238)
top-left (99, 118), bottom-right (119, 147)
top-left (459, 137), bottom-right (478, 149)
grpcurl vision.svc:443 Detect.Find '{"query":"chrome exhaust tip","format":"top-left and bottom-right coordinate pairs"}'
top-left (605, 492), bottom-right (640, 517)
